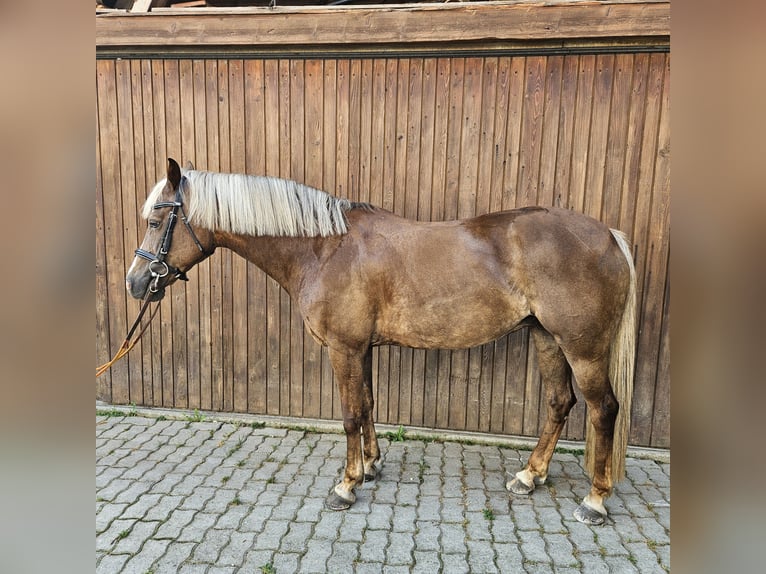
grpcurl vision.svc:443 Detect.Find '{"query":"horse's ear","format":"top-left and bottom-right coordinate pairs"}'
top-left (167, 158), bottom-right (182, 190)
top-left (185, 161), bottom-right (195, 170)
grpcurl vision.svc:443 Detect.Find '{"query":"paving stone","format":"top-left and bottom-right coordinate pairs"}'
top-left (467, 539), bottom-right (498, 573)
top-left (360, 529), bottom-right (388, 563)
top-left (386, 531), bottom-right (415, 565)
top-left (299, 539), bottom-right (333, 573)
top-left (518, 529), bottom-right (552, 565)
top-left (152, 541), bottom-right (195, 572)
top-left (441, 553), bottom-right (470, 574)
top-left (120, 538), bottom-right (168, 574)
top-left (413, 520), bottom-right (440, 551)
top-left (95, 552), bottom-right (129, 574)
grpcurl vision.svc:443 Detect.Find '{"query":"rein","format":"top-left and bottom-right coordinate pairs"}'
top-left (96, 177), bottom-right (209, 378)
top-left (95, 292), bottom-right (159, 378)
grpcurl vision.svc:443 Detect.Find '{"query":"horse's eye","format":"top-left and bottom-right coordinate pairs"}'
top-left (149, 220), bottom-right (161, 229)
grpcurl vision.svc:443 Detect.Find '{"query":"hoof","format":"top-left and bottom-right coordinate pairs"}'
top-left (573, 503), bottom-right (606, 525)
top-left (364, 467), bottom-right (379, 483)
top-left (325, 487), bottom-right (355, 511)
top-left (506, 477), bottom-right (535, 496)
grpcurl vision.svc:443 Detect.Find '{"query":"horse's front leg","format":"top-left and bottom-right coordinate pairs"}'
top-left (325, 345), bottom-right (368, 510)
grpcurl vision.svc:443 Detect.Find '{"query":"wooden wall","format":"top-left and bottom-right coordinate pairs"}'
top-left (96, 2), bottom-right (670, 448)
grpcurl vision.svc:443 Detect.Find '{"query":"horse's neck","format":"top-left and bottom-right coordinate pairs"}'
top-left (213, 231), bottom-right (327, 294)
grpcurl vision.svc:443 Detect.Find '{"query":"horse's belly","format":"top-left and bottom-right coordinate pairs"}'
top-left (376, 294), bottom-right (526, 349)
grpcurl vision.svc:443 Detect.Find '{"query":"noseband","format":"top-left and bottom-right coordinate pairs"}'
top-left (134, 180), bottom-right (209, 293)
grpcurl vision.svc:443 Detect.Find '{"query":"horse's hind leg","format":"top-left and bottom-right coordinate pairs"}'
top-left (508, 327), bottom-right (576, 495)
top-left (361, 349), bottom-right (381, 482)
top-left (567, 355), bottom-right (618, 525)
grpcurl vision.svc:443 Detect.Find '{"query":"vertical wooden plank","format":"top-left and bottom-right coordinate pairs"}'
top-left (628, 51), bottom-right (663, 442)
top-left (488, 57), bottom-right (512, 433)
top-left (399, 58), bottom-right (425, 425)
top-left (476, 57), bottom-right (499, 432)
top-left (568, 55), bottom-right (595, 214)
top-left (137, 59), bottom-right (159, 406)
top-left (489, 337), bottom-right (509, 434)
top-left (358, 59), bottom-right (373, 205)
top-left (228, 59), bottom-right (248, 413)
top-left (553, 55), bottom-right (578, 216)
top-left (381, 59), bottom-right (398, 212)
top-left (191, 58), bottom-right (210, 412)
top-left (538, 55), bottom-right (563, 208)
top-left (320, 59), bottom-right (338, 420)
top-left (417, 57), bottom-right (439, 428)
top-left (501, 56), bottom-right (526, 210)
top-left (369, 59), bottom-right (387, 210)
top-left (115, 58), bottom-right (144, 406)
top-left (460, 57), bottom-right (485, 432)
top-left (583, 54), bottom-right (614, 220)
top-left (429, 58), bottom-right (450, 222)
top-left (444, 57), bottom-right (464, 221)
top-left (489, 56), bottom-right (511, 214)
top-left (601, 53), bottom-right (634, 229)
top-left (245, 59), bottom-right (268, 415)
top-left (650, 264), bottom-right (670, 448)
top-left (458, 57), bottom-right (482, 218)
top-left (129, 60), bottom-right (153, 406)
top-left (417, 58), bottom-right (437, 220)
top-left (95, 62), bottom-right (115, 403)
top-left (263, 59), bottom-right (282, 416)
top-left (631, 53), bottom-right (670, 446)
top-left (518, 55), bottom-right (545, 207)
top-left (277, 59), bottom-right (293, 418)
top-left (618, 52), bottom-right (650, 240)
top-left (503, 330), bottom-right (528, 436)
top-left (180, 59), bottom-right (200, 411)
top-left (289, 59), bottom-right (305, 417)
top-left (475, 56), bottom-right (497, 216)
top-left (203, 59), bottom-right (221, 412)
top-left (303, 59), bottom-right (324, 419)
top-left (347, 59), bottom-right (362, 202)
top-left (163, 59), bottom-right (184, 409)
top-left (149, 59), bottom-right (168, 406)
top-left (209, 60), bottom-right (232, 410)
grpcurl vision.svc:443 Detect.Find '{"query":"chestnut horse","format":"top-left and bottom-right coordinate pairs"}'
top-left (126, 159), bottom-right (636, 525)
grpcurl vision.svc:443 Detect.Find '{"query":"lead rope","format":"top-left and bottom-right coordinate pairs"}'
top-left (96, 294), bottom-right (160, 378)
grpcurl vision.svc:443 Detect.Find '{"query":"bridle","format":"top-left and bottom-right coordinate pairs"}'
top-left (134, 178), bottom-right (210, 294)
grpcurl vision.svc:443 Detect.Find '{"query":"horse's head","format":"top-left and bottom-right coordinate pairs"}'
top-left (126, 158), bottom-right (214, 301)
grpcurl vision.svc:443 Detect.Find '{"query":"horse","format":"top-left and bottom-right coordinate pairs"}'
top-left (126, 158), bottom-right (636, 525)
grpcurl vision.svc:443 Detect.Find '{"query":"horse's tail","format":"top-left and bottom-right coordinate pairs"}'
top-left (585, 229), bottom-right (637, 483)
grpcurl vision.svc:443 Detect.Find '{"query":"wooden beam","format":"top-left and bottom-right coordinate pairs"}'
top-left (97, 2), bottom-right (670, 48)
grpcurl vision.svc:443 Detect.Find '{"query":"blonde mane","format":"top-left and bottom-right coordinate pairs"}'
top-left (143, 170), bottom-right (356, 237)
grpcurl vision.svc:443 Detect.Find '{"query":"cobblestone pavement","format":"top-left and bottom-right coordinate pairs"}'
top-left (96, 412), bottom-right (670, 573)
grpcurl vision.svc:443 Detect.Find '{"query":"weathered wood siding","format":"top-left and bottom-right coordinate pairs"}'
top-left (96, 2), bottom-right (670, 448)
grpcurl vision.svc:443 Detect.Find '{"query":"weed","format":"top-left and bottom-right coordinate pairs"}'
top-left (221, 475), bottom-right (230, 484)
top-left (260, 563), bottom-right (275, 574)
top-left (229, 495), bottom-right (241, 506)
top-left (186, 409), bottom-right (206, 423)
top-left (250, 421), bottom-right (266, 429)
top-left (237, 459), bottom-right (246, 468)
top-left (227, 438), bottom-right (245, 457)
top-left (385, 425), bottom-right (407, 442)
top-left (482, 508), bottom-right (495, 521)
